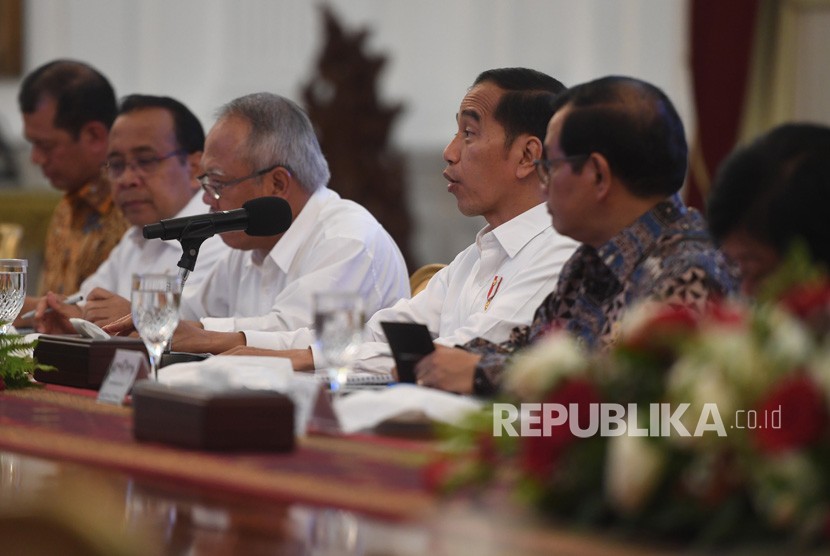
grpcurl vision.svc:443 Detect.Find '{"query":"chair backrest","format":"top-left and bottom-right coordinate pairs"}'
top-left (409, 263), bottom-right (446, 296)
top-left (0, 222), bottom-right (23, 258)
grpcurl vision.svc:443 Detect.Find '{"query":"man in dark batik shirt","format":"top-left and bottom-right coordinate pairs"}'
top-left (414, 76), bottom-right (737, 395)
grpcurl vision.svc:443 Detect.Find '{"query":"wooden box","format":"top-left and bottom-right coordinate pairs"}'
top-left (33, 335), bottom-right (148, 390)
top-left (131, 381), bottom-right (295, 452)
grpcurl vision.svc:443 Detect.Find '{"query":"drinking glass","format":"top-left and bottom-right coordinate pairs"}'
top-left (307, 509), bottom-right (363, 555)
top-left (314, 291), bottom-right (363, 394)
top-left (0, 259), bottom-right (27, 334)
top-left (131, 273), bottom-right (182, 381)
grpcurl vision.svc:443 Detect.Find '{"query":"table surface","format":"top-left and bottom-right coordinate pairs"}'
top-left (0, 385), bottom-right (679, 556)
top-left (2, 449), bottom-right (680, 556)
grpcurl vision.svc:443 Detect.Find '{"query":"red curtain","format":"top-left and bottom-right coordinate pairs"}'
top-left (687, 0), bottom-right (760, 211)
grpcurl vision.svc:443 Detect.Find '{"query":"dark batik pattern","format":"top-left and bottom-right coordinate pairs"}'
top-left (467, 195), bottom-right (738, 396)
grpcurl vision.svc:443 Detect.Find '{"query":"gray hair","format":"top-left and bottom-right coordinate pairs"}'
top-left (216, 92), bottom-right (330, 193)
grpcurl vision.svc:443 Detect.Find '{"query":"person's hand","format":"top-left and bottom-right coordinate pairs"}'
top-left (33, 292), bottom-right (82, 334)
top-left (102, 313), bottom-right (136, 336)
top-left (82, 287), bottom-right (131, 327)
top-left (413, 344), bottom-right (481, 394)
top-left (221, 346), bottom-right (316, 372)
top-left (13, 295), bottom-right (39, 328)
top-left (171, 321), bottom-right (245, 354)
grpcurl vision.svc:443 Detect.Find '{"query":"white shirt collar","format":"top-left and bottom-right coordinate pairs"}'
top-left (476, 203), bottom-right (552, 258)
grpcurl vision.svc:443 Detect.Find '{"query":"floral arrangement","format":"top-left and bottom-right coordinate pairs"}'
top-left (436, 259), bottom-right (830, 548)
top-left (0, 326), bottom-right (53, 390)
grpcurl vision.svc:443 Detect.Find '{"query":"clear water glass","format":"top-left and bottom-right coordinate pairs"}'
top-left (131, 273), bottom-right (182, 381)
top-left (307, 509), bottom-right (363, 555)
top-left (0, 259), bottom-right (27, 334)
top-left (314, 291), bottom-right (363, 394)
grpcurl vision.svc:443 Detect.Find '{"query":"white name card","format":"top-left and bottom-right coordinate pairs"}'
top-left (97, 349), bottom-right (148, 405)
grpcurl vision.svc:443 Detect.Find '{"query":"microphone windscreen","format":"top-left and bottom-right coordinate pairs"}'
top-left (242, 196), bottom-right (293, 236)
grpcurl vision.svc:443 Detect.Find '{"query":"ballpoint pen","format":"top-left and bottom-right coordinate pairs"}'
top-left (19, 292), bottom-right (84, 321)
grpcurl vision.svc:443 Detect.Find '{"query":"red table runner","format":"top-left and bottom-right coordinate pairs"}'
top-left (0, 386), bottom-right (438, 520)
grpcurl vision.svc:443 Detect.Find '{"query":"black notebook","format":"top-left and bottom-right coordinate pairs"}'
top-left (380, 322), bottom-right (435, 383)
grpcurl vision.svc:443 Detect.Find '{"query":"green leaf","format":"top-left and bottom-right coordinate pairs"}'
top-left (0, 324), bottom-right (55, 390)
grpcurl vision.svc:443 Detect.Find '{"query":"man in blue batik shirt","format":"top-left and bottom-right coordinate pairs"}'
top-left (416, 76), bottom-right (737, 395)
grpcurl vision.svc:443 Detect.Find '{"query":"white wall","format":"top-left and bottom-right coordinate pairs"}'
top-left (1, 0), bottom-right (693, 147)
top-left (1, 0), bottom-right (694, 263)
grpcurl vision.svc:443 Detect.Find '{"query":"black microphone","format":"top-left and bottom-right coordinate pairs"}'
top-left (143, 196), bottom-right (292, 241)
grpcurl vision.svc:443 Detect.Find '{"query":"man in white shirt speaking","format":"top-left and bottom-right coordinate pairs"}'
top-left (223, 68), bottom-right (579, 386)
top-left (107, 92), bottom-right (410, 352)
top-left (34, 94), bottom-right (229, 332)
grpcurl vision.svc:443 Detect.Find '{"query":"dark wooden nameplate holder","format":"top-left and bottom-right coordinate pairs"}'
top-left (132, 381), bottom-right (295, 452)
top-left (33, 334), bottom-right (148, 390)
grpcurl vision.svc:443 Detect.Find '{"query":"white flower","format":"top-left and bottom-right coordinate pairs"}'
top-left (663, 327), bottom-right (765, 448)
top-left (752, 453), bottom-right (822, 529)
top-left (698, 328), bottom-right (759, 390)
top-left (504, 333), bottom-right (587, 402)
top-left (605, 434), bottom-right (666, 513)
top-left (806, 342), bottom-right (830, 407)
top-left (760, 307), bottom-right (815, 372)
top-left (664, 359), bottom-right (736, 447)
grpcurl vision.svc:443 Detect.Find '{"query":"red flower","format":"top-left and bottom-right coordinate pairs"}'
top-left (705, 301), bottom-right (747, 327)
top-left (778, 280), bottom-right (830, 338)
top-left (476, 431), bottom-right (498, 466)
top-left (623, 304), bottom-right (699, 354)
top-left (753, 374), bottom-right (828, 454)
top-left (423, 456), bottom-right (454, 493)
top-left (538, 319), bottom-right (565, 340)
top-left (779, 280), bottom-right (830, 320)
top-left (521, 378), bottom-right (602, 481)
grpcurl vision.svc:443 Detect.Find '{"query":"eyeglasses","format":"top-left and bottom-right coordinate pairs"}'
top-left (198, 163), bottom-right (288, 200)
top-left (104, 150), bottom-right (185, 179)
top-left (533, 154), bottom-right (590, 186)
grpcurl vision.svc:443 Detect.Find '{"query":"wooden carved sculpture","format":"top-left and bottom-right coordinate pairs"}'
top-left (302, 6), bottom-right (415, 270)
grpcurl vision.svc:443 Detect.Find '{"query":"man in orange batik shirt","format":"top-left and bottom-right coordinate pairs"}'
top-left (17, 59), bottom-right (128, 317)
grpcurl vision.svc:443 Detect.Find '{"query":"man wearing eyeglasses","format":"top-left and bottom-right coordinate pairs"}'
top-left (414, 76), bottom-right (737, 395)
top-left (105, 92), bottom-right (409, 353)
top-left (16, 60), bottom-right (129, 320)
top-left (33, 95), bottom-right (229, 332)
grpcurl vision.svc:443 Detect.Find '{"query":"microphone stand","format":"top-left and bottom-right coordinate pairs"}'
top-left (163, 223), bottom-right (210, 363)
top-left (175, 220), bottom-right (214, 286)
